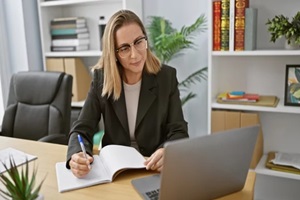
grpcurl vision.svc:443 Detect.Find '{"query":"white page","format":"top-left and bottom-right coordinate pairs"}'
top-left (100, 145), bottom-right (146, 180)
top-left (0, 147), bottom-right (37, 173)
top-left (55, 155), bottom-right (110, 192)
top-left (272, 152), bottom-right (300, 170)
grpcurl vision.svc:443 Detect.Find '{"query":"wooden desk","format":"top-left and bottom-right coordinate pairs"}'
top-left (0, 136), bottom-right (255, 200)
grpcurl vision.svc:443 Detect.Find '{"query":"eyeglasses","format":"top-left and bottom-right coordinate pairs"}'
top-left (116, 36), bottom-right (147, 58)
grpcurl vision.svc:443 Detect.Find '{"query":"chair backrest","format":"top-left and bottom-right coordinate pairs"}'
top-left (1, 71), bottom-right (73, 141)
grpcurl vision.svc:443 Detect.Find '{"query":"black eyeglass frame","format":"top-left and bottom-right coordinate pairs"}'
top-left (115, 36), bottom-right (148, 57)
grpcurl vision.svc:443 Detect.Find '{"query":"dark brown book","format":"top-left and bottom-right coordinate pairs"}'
top-left (213, 1), bottom-right (221, 51)
top-left (234, 0), bottom-right (249, 51)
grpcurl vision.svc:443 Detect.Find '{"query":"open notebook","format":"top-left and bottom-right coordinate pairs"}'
top-left (56, 145), bottom-right (146, 192)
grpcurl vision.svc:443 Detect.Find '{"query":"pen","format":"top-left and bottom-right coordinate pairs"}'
top-left (77, 134), bottom-right (91, 170)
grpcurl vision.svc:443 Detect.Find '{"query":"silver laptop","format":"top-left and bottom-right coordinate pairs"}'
top-left (132, 125), bottom-right (259, 200)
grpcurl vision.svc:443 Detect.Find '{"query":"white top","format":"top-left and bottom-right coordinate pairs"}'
top-left (123, 80), bottom-right (141, 143)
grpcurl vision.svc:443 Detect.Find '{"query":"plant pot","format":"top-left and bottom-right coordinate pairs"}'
top-left (285, 38), bottom-right (300, 50)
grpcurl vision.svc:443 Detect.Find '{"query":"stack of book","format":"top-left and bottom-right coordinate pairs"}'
top-left (50, 17), bottom-right (89, 51)
top-left (218, 91), bottom-right (259, 102)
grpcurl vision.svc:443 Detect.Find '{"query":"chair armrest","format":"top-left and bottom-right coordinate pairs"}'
top-left (38, 134), bottom-right (68, 145)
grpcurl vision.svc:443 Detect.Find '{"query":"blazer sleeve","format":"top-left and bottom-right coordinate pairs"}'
top-left (158, 65), bottom-right (188, 148)
top-left (66, 70), bottom-right (103, 168)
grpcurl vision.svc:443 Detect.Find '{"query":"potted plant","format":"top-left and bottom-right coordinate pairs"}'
top-left (266, 11), bottom-right (300, 49)
top-left (147, 15), bottom-right (207, 106)
top-left (0, 156), bottom-right (45, 200)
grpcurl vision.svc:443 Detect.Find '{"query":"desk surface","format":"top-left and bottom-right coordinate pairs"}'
top-left (0, 136), bottom-right (255, 200)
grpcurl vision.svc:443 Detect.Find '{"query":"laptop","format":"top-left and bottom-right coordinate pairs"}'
top-left (131, 125), bottom-right (259, 200)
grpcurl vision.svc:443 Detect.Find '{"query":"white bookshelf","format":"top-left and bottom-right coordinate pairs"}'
top-left (208, 0), bottom-right (300, 194)
top-left (37, 0), bottom-right (142, 69)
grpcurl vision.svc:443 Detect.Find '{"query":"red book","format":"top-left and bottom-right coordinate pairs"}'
top-left (226, 93), bottom-right (259, 101)
top-left (213, 1), bottom-right (221, 51)
top-left (234, 0), bottom-right (249, 51)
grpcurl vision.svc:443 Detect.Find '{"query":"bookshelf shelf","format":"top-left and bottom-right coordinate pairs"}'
top-left (40, 0), bottom-right (120, 7)
top-left (212, 98), bottom-right (300, 114)
top-left (212, 50), bottom-right (300, 56)
top-left (45, 50), bottom-right (102, 57)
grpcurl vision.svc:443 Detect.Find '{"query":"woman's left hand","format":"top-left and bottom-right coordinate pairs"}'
top-left (144, 148), bottom-right (164, 172)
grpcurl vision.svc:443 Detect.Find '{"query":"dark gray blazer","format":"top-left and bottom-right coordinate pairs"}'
top-left (66, 64), bottom-right (188, 168)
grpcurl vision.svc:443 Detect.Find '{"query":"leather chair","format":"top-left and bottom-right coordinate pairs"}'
top-left (0, 71), bottom-right (73, 145)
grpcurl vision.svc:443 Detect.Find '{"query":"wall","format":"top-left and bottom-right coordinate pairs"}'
top-left (143, 0), bottom-right (209, 137)
top-left (0, 0), bottom-right (43, 107)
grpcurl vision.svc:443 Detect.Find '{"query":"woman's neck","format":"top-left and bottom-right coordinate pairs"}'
top-left (123, 73), bottom-right (142, 85)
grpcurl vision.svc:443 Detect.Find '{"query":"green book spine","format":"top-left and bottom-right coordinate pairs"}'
top-left (221, 0), bottom-right (230, 51)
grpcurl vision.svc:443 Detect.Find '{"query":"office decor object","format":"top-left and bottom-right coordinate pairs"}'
top-left (98, 16), bottom-right (106, 50)
top-left (0, 155), bottom-right (45, 200)
top-left (266, 12), bottom-right (300, 49)
top-left (284, 65), bottom-right (300, 106)
top-left (55, 145), bottom-right (146, 192)
top-left (244, 8), bottom-right (258, 50)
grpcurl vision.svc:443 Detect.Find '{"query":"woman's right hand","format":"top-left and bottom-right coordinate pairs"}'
top-left (69, 152), bottom-right (94, 178)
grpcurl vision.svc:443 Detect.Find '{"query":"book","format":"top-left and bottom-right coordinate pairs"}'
top-left (51, 38), bottom-right (90, 46)
top-left (51, 45), bottom-right (89, 52)
top-left (229, 0), bottom-right (235, 51)
top-left (218, 92), bottom-right (260, 102)
top-left (220, 0), bottom-right (230, 51)
top-left (51, 28), bottom-right (88, 36)
top-left (0, 147), bottom-right (37, 173)
top-left (51, 32), bottom-right (90, 40)
top-left (266, 151), bottom-right (300, 173)
top-left (217, 94), bottom-right (279, 107)
top-left (213, 1), bottom-right (221, 51)
top-left (234, 0), bottom-right (249, 51)
top-left (55, 145), bottom-right (146, 192)
top-left (51, 17), bottom-right (86, 25)
top-left (244, 8), bottom-right (258, 50)
top-left (50, 23), bottom-right (86, 30)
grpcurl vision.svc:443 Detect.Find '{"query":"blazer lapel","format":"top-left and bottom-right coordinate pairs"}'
top-left (110, 90), bottom-right (129, 134)
top-left (136, 72), bottom-right (157, 129)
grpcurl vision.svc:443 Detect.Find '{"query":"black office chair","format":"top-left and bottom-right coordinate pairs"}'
top-left (0, 71), bottom-right (73, 145)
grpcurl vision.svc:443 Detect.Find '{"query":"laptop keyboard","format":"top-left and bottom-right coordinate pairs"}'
top-left (145, 189), bottom-right (160, 200)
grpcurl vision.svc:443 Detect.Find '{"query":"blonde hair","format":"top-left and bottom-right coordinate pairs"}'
top-left (92, 10), bottom-right (161, 100)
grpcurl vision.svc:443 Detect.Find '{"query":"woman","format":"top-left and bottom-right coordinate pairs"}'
top-left (67, 10), bottom-right (188, 178)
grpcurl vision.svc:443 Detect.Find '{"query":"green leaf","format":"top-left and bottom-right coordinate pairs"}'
top-left (147, 14), bottom-right (208, 106)
top-left (0, 155), bottom-right (45, 200)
